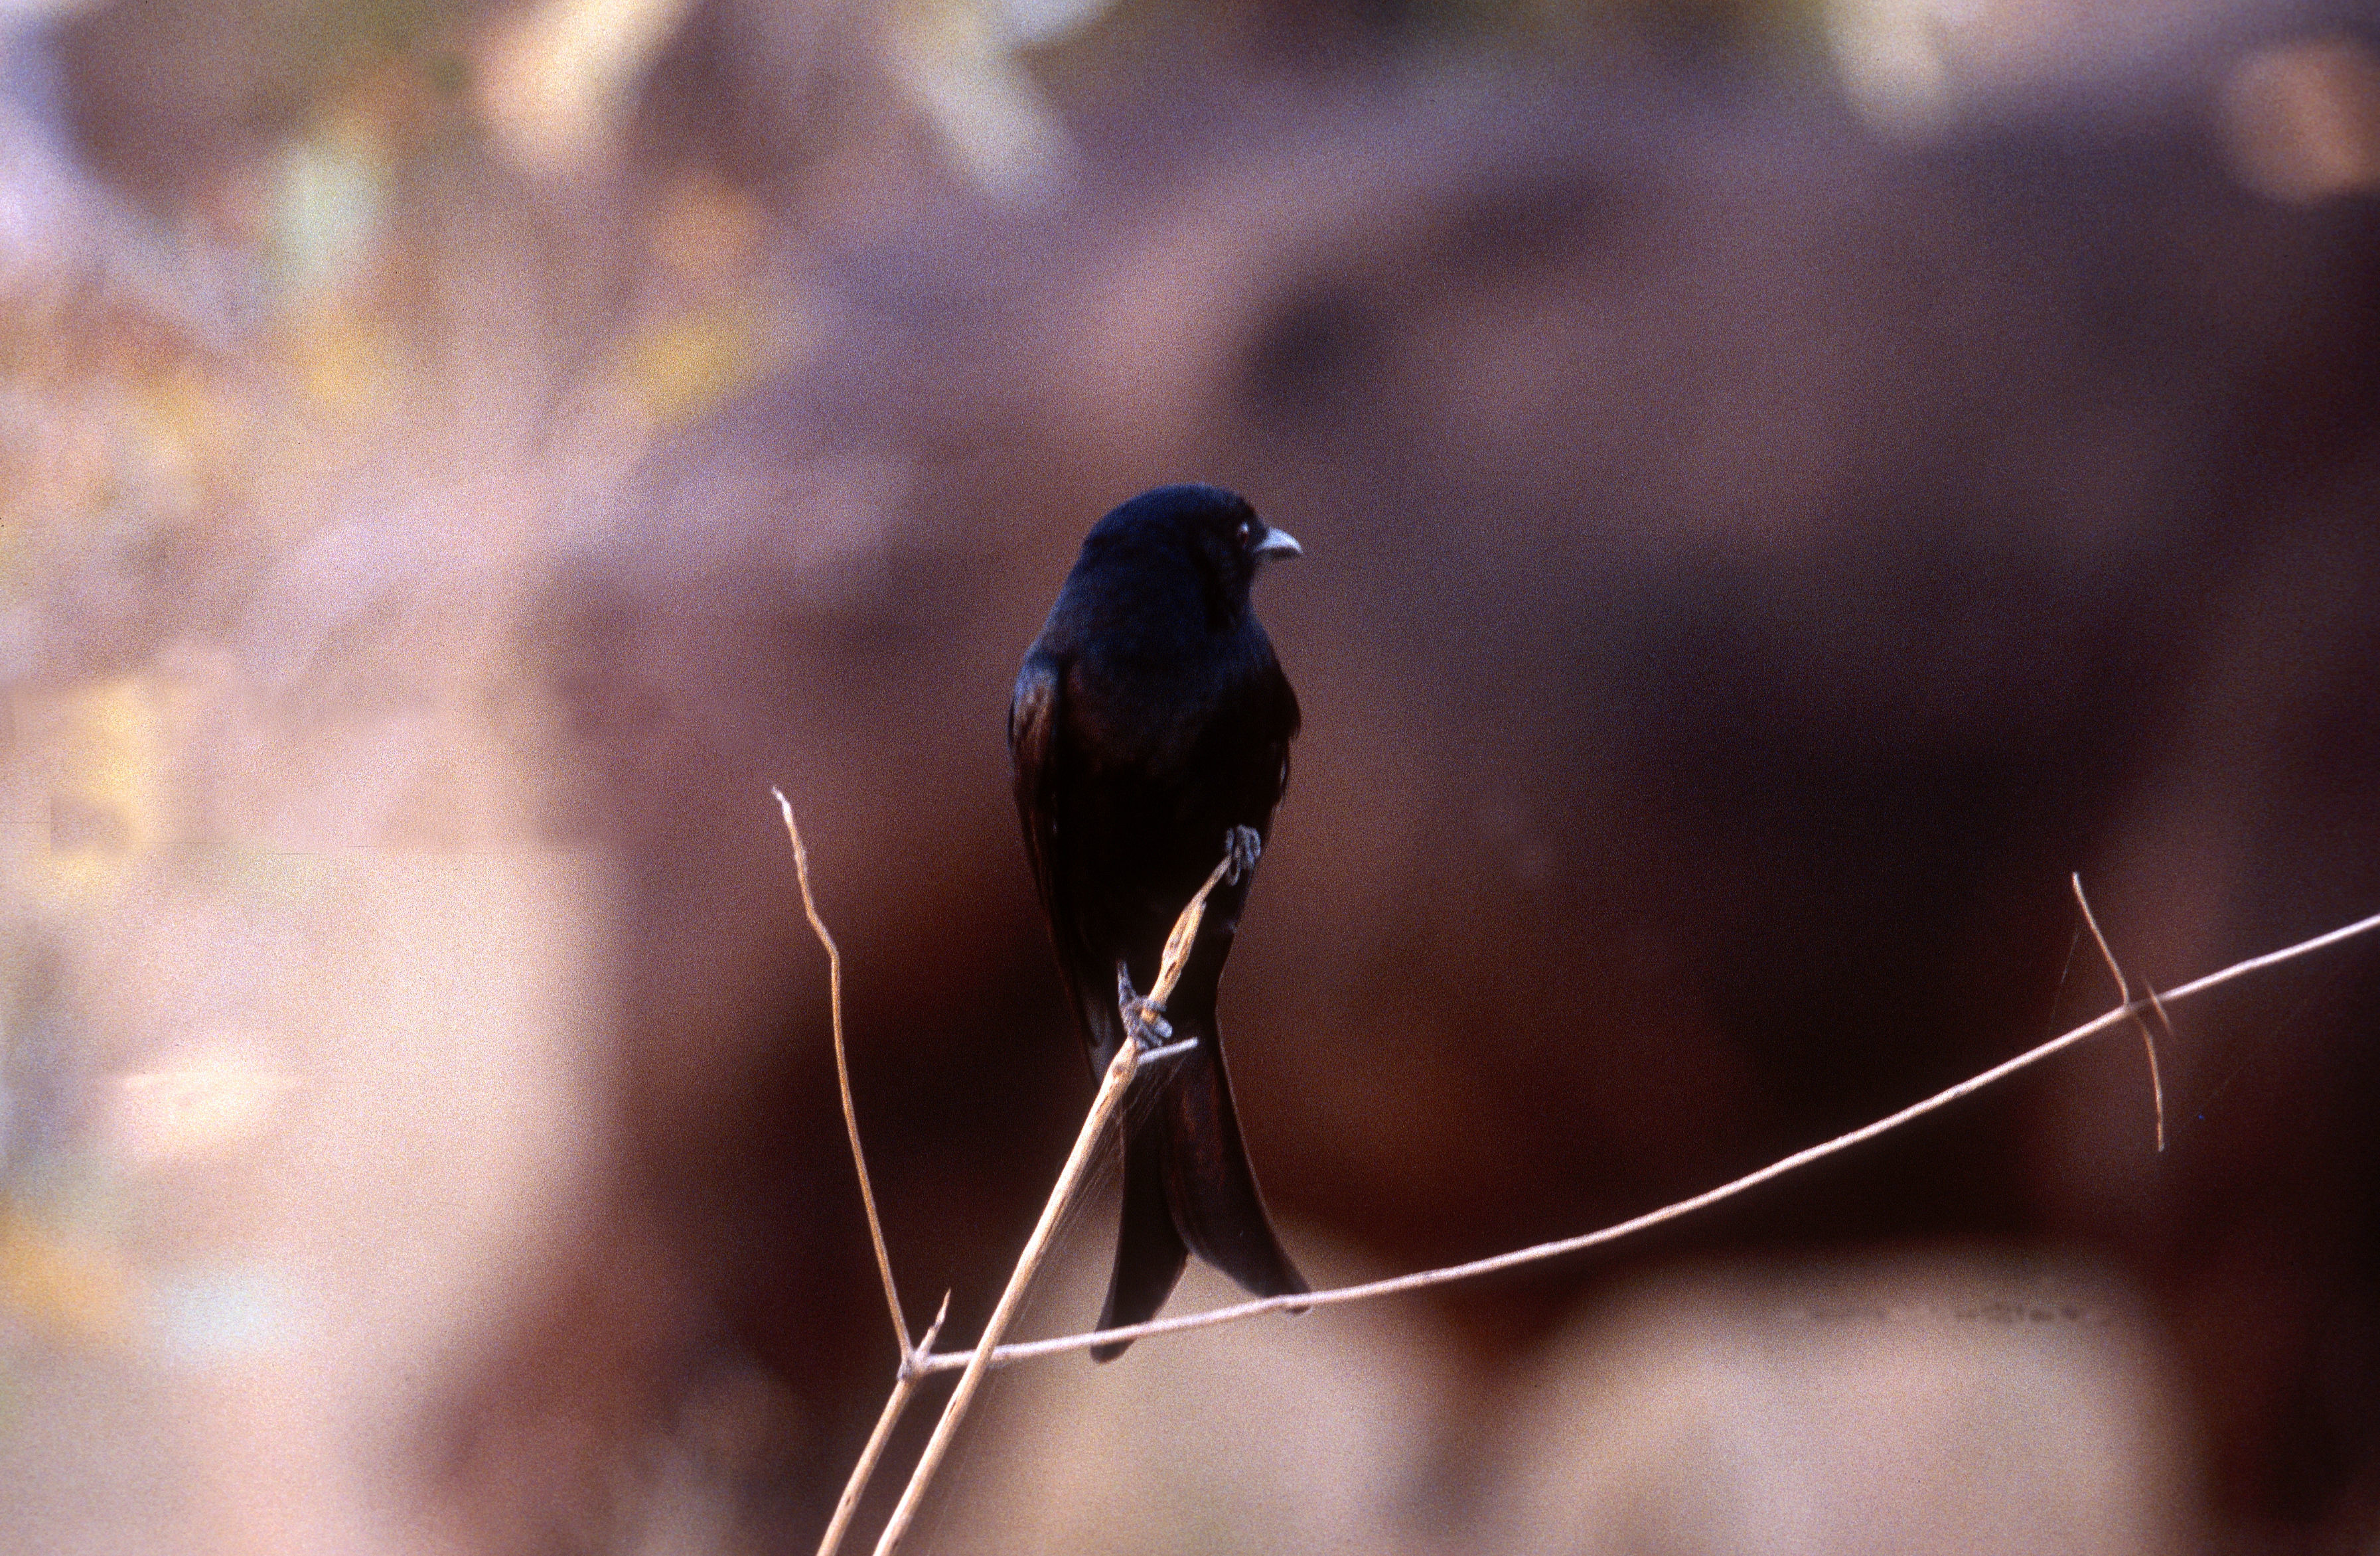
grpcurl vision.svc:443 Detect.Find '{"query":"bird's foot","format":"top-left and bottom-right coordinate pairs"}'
top-left (1223, 825), bottom-right (1264, 884)
top-left (1116, 962), bottom-right (1173, 1050)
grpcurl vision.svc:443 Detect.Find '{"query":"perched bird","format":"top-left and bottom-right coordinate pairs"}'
top-left (1009, 483), bottom-right (1310, 1360)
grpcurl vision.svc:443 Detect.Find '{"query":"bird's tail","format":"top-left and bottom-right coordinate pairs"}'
top-left (1092, 1017), bottom-right (1307, 1362)
top-left (1092, 1100), bottom-right (1189, 1363)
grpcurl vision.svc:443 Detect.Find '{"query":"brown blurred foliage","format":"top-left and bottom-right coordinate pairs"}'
top-left (8, 1), bottom-right (2380, 1553)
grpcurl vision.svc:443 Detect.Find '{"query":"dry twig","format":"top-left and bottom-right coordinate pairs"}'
top-left (911, 899), bottom-right (2380, 1372)
top-left (784, 779), bottom-right (2380, 1540)
top-left (781, 790), bottom-right (940, 1556)
top-left (777, 789), bottom-right (911, 1352)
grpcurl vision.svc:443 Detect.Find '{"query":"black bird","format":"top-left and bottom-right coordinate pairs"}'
top-left (1009, 483), bottom-right (1310, 1360)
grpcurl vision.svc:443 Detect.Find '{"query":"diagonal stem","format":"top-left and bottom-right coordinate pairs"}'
top-left (866, 1023), bottom-right (1140, 1554)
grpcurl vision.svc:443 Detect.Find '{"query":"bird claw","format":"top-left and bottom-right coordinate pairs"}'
top-left (1116, 962), bottom-right (1173, 1050)
top-left (1223, 825), bottom-right (1264, 884)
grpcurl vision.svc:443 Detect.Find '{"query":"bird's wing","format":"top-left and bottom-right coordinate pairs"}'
top-left (1238, 648), bottom-right (1301, 817)
top-left (1012, 654), bottom-right (1126, 1070)
top-left (1272, 662), bottom-right (1300, 802)
top-left (1009, 654), bottom-right (1069, 931)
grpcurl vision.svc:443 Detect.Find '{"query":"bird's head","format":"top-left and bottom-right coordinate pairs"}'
top-left (1090, 483), bottom-right (1302, 618)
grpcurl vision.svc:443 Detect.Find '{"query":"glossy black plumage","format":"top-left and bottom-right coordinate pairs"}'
top-left (1009, 483), bottom-right (1309, 1360)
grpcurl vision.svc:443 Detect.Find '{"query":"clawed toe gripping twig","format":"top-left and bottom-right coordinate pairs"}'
top-left (1223, 824), bottom-right (1263, 884)
top-left (1117, 962), bottom-right (1175, 1048)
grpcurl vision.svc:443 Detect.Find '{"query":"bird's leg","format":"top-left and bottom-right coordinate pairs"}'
top-left (1223, 825), bottom-right (1264, 884)
top-left (1116, 961), bottom-right (1173, 1050)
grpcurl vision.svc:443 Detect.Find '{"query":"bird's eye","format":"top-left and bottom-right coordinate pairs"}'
top-left (1236, 521), bottom-right (1254, 547)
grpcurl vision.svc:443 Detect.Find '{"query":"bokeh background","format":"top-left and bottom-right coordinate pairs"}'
top-left (6, 1), bottom-right (2380, 1551)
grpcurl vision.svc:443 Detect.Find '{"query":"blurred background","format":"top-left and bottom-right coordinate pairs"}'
top-left (6, 0), bottom-right (2380, 1551)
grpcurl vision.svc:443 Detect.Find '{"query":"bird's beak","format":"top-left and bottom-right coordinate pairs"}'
top-left (1254, 526), bottom-right (1303, 563)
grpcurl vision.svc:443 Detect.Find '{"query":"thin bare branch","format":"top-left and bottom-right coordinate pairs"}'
top-left (871, 1024), bottom-right (1142, 1553)
top-left (864, 835), bottom-right (1234, 1553)
top-left (814, 1296), bottom-right (952, 1556)
top-left (815, 1366), bottom-right (919, 1555)
top-left (2071, 873), bottom-right (2168, 1152)
top-left (1152, 847), bottom-right (1235, 1007)
top-left (918, 898), bottom-right (2380, 1373)
top-left (777, 788), bottom-right (911, 1354)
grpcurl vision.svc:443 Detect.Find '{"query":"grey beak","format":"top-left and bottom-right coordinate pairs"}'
top-left (1254, 526), bottom-right (1303, 563)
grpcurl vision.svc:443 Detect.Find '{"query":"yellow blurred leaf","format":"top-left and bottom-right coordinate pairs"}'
top-left (281, 306), bottom-right (407, 414)
top-left (0, 1206), bottom-right (134, 1347)
top-left (613, 303), bottom-right (765, 426)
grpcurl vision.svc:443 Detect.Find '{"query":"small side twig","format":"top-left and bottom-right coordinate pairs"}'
top-left (2071, 872), bottom-right (2170, 1152)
